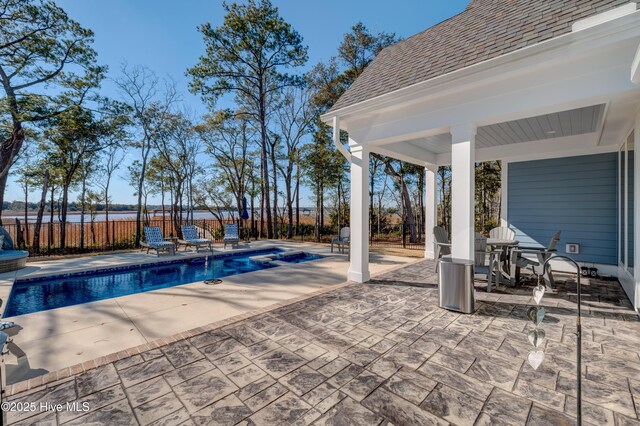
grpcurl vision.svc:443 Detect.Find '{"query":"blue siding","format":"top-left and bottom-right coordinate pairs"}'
top-left (508, 153), bottom-right (617, 264)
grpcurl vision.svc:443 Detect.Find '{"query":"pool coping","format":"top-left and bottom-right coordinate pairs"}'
top-left (0, 243), bottom-right (340, 318)
top-left (2, 256), bottom-right (421, 397)
top-left (10, 247), bottom-right (292, 283)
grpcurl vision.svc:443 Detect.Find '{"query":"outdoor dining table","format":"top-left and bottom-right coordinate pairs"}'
top-left (486, 238), bottom-right (519, 286)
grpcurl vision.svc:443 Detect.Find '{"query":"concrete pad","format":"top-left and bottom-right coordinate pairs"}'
top-left (1, 241), bottom-right (415, 383)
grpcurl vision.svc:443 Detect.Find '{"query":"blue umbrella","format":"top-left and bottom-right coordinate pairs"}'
top-left (241, 196), bottom-right (250, 220)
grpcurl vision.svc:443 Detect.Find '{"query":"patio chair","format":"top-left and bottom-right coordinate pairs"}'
top-left (474, 233), bottom-right (502, 292)
top-left (514, 230), bottom-right (562, 288)
top-left (433, 226), bottom-right (451, 272)
top-left (142, 226), bottom-right (176, 257)
top-left (224, 224), bottom-right (240, 249)
top-left (489, 226), bottom-right (517, 272)
top-left (331, 227), bottom-right (350, 255)
top-left (489, 226), bottom-right (516, 241)
top-left (179, 225), bottom-right (213, 253)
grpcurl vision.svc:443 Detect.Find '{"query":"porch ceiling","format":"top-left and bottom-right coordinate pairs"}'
top-left (380, 103), bottom-right (608, 162)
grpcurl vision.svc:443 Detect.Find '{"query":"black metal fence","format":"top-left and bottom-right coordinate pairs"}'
top-left (5, 218), bottom-right (254, 257)
top-left (4, 218), bottom-right (425, 257)
top-left (370, 223), bottom-right (425, 250)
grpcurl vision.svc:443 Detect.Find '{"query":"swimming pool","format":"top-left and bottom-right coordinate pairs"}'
top-left (5, 248), bottom-right (324, 317)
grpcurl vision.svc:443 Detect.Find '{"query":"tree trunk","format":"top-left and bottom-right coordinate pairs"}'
top-left (315, 185), bottom-right (321, 241)
top-left (135, 139), bottom-right (151, 247)
top-left (320, 183), bottom-right (324, 228)
top-left (173, 185), bottom-right (183, 238)
top-left (80, 177), bottom-right (86, 249)
top-left (286, 180), bottom-right (293, 239)
top-left (105, 179), bottom-right (110, 246)
top-left (189, 176), bottom-right (194, 223)
top-left (377, 197), bottom-right (381, 235)
top-left (161, 190), bottom-right (166, 237)
top-left (270, 145), bottom-right (278, 239)
top-left (250, 193), bottom-right (255, 240)
top-left (259, 182), bottom-right (264, 239)
top-left (259, 102), bottom-right (273, 239)
top-left (295, 158), bottom-right (300, 236)
top-left (49, 187), bottom-right (55, 249)
top-left (369, 162), bottom-right (374, 242)
top-left (60, 181), bottom-right (70, 250)
top-left (32, 171), bottom-right (49, 253)
top-left (0, 120), bottom-right (25, 223)
top-left (372, 154), bottom-right (418, 243)
top-left (24, 181), bottom-right (29, 245)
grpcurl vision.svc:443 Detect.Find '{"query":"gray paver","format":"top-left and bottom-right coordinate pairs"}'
top-left (7, 260), bottom-right (640, 426)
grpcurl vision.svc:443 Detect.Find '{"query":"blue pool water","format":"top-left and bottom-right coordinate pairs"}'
top-left (5, 248), bottom-right (323, 317)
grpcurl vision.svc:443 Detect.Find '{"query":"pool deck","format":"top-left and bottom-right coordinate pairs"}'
top-left (4, 259), bottom-right (640, 425)
top-left (0, 241), bottom-right (414, 385)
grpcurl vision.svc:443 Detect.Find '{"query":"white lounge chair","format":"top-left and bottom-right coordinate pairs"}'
top-left (179, 225), bottom-right (213, 253)
top-left (224, 224), bottom-right (240, 249)
top-left (331, 227), bottom-right (350, 255)
top-left (143, 226), bottom-right (176, 257)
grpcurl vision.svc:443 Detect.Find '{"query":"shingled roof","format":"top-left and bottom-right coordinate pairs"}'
top-left (329, 0), bottom-right (633, 112)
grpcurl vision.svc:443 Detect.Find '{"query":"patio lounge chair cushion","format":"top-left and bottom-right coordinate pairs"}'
top-left (181, 225), bottom-right (211, 244)
top-left (143, 227), bottom-right (174, 248)
top-left (224, 224), bottom-right (239, 241)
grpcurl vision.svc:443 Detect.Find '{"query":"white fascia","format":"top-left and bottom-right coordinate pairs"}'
top-left (572, 2), bottom-right (638, 32)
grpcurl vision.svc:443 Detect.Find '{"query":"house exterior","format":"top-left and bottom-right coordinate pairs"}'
top-left (321, 1), bottom-right (640, 308)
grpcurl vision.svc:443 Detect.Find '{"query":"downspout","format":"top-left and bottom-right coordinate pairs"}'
top-left (333, 116), bottom-right (351, 161)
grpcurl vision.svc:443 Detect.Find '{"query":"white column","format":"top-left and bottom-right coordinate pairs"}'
top-left (348, 143), bottom-right (370, 282)
top-left (424, 165), bottom-right (437, 259)
top-left (500, 160), bottom-right (509, 227)
top-left (451, 124), bottom-right (476, 260)
top-left (634, 114), bottom-right (640, 309)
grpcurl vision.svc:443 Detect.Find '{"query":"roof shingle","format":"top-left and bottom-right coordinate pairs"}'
top-left (329, 0), bottom-right (633, 112)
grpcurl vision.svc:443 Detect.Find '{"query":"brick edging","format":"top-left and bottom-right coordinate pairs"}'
top-left (3, 257), bottom-right (425, 397)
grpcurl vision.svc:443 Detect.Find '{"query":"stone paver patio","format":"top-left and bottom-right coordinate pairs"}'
top-left (5, 260), bottom-right (640, 425)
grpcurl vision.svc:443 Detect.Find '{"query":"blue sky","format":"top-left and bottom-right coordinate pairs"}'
top-left (9, 0), bottom-right (469, 205)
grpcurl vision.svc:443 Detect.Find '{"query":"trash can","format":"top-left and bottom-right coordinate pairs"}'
top-left (438, 257), bottom-right (475, 313)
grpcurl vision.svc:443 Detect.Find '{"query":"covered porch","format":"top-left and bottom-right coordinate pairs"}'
top-left (323, 7), bottom-right (640, 308)
top-left (4, 259), bottom-right (640, 425)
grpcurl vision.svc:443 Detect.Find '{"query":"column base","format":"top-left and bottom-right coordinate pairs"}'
top-left (348, 269), bottom-right (370, 283)
top-left (424, 250), bottom-right (435, 260)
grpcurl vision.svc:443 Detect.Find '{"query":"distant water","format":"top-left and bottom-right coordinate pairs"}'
top-left (3, 210), bottom-right (235, 223)
top-left (2, 208), bottom-right (314, 223)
